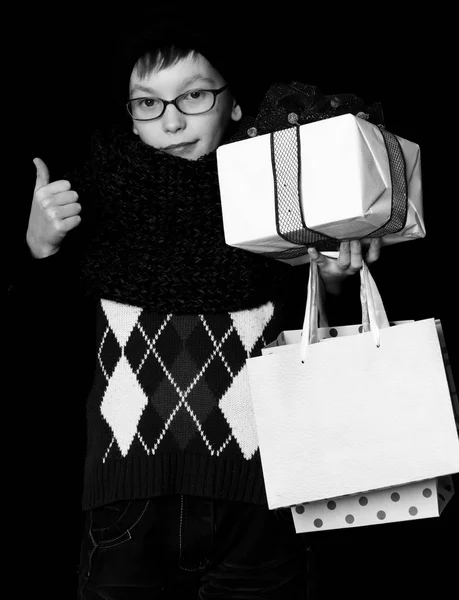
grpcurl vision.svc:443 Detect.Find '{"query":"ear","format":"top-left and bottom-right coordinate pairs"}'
top-left (132, 124), bottom-right (139, 135)
top-left (231, 100), bottom-right (243, 122)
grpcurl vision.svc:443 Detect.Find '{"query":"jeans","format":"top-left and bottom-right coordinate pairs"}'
top-left (77, 494), bottom-right (313, 599)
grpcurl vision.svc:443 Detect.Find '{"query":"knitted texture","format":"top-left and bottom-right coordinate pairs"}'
top-left (57, 127), bottom-right (298, 509)
top-left (66, 127), bottom-right (290, 314)
top-left (83, 297), bottom-right (286, 509)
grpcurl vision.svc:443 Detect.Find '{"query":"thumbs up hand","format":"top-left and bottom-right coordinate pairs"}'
top-left (26, 158), bottom-right (82, 258)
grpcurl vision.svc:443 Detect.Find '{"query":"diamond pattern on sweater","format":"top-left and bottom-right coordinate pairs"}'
top-left (204, 350), bottom-right (235, 400)
top-left (230, 302), bottom-right (275, 353)
top-left (123, 325), bottom-right (148, 373)
top-left (149, 376), bottom-right (214, 450)
top-left (219, 364), bottom-right (259, 460)
top-left (100, 354), bottom-right (149, 456)
top-left (217, 327), bottom-right (249, 378)
top-left (168, 403), bottom-right (200, 450)
top-left (186, 318), bottom-right (222, 372)
top-left (102, 299), bottom-right (143, 347)
top-left (202, 406), bottom-right (235, 454)
top-left (181, 371), bottom-right (222, 424)
top-left (98, 325), bottom-right (121, 380)
top-left (153, 316), bottom-right (190, 375)
top-left (137, 351), bottom-right (171, 399)
top-left (96, 299), bottom-right (275, 460)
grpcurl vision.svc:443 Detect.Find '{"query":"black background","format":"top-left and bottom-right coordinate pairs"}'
top-left (7, 6), bottom-right (458, 598)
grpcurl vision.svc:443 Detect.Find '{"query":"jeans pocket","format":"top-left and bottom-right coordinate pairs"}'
top-left (90, 498), bottom-right (150, 549)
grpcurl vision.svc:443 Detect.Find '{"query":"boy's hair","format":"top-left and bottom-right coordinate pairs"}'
top-left (132, 46), bottom-right (200, 81)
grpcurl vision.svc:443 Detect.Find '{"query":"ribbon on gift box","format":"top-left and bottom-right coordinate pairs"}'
top-left (230, 82), bottom-right (409, 260)
top-left (267, 122), bottom-right (408, 260)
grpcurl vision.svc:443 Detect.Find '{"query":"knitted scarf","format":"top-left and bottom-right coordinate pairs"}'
top-left (67, 127), bottom-right (291, 314)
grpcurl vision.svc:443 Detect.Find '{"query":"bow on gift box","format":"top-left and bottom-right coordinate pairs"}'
top-left (230, 81), bottom-right (386, 142)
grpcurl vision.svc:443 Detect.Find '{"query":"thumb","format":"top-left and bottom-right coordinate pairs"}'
top-left (307, 247), bottom-right (327, 265)
top-left (33, 157), bottom-right (50, 192)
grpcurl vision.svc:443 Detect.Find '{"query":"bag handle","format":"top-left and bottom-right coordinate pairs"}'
top-left (300, 261), bottom-right (390, 362)
top-left (359, 262), bottom-right (390, 346)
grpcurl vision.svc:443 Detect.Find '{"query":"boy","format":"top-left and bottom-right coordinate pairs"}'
top-left (25, 25), bottom-right (380, 600)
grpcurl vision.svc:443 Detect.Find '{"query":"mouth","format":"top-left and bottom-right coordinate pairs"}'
top-left (161, 141), bottom-right (198, 155)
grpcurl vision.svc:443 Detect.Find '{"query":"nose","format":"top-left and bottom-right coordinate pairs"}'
top-left (162, 103), bottom-right (186, 133)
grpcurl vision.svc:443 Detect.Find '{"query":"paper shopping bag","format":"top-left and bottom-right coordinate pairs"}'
top-left (217, 113), bottom-right (424, 264)
top-left (266, 317), bottom-right (459, 531)
top-left (291, 476), bottom-right (455, 533)
top-left (246, 262), bottom-right (459, 510)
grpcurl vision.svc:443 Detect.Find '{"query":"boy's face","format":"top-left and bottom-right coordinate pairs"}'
top-left (129, 52), bottom-right (242, 160)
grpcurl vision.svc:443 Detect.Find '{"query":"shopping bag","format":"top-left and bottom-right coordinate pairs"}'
top-left (289, 317), bottom-right (458, 532)
top-left (217, 113), bottom-right (424, 264)
top-left (246, 261), bottom-right (459, 510)
top-left (291, 476), bottom-right (455, 532)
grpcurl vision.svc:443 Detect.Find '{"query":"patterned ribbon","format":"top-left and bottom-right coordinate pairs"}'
top-left (261, 124), bottom-right (408, 259)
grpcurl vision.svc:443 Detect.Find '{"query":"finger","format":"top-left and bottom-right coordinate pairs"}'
top-left (44, 201), bottom-right (81, 227)
top-left (49, 213), bottom-right (82, 234)
top-left (33, 157), bottom-right (50, 192)
top-left (56, 202), bottom-right (82, 220)
top-left (44, 204), bottom-right (82, 233)
top-left (60, 215), bottom-right (82, 233)
top-left (307, 247), bottom-right (326, 265)
top-left (35, 179), bottom-right (73, 199)
top-left (336, 241), bottom-right (351, 269)
top-left (365, 238), bottom-right (382, 264)
top-left (349, 240), bottom-right (363, 270)
top-left (49, 190), bottom-right (79, 206)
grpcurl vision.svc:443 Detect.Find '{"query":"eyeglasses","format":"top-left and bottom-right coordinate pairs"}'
top-left (126, 85), bottom-right (229, 121)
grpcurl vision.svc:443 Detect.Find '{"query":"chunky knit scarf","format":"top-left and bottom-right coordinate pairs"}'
top-left (66, 127), bottom-right (291, 313)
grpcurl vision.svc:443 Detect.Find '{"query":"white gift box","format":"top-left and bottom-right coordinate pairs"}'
top-left (291, 476), bottom-right (455, 533)
top-left (217, 114), bottom-right (424, 264)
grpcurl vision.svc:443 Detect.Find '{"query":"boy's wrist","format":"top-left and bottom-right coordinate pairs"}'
top-left (318, 271), bottom-right (347, 293)
top-left (323, 279), bottom-right (343, 296)
top-left (26, 236), bottom-right (60, 259)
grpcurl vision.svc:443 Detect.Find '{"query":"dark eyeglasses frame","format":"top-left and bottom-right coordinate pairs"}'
top-left (126, 85), bottom-right (229, 121)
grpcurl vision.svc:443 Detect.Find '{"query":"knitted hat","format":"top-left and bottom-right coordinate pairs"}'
top-left (111, 9), bottom-right (252, 110)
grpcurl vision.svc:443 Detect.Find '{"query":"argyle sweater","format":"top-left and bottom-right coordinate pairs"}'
top-left (83, 297), bottom-right (285, 509)
top-left (14, 128), bottom-right (302, 511)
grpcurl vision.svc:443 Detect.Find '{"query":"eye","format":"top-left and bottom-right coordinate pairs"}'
top-left (184, 90), bottom-right (204, 101)
top-left (140, 98), bottom-right (160, 108)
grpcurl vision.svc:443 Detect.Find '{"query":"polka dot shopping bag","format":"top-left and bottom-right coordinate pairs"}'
top-left (247, 261), bottom-right (459, 529)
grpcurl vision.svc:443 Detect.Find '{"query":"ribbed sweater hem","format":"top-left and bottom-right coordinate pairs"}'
top-left (82, 452), bottom-right (268, 510)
